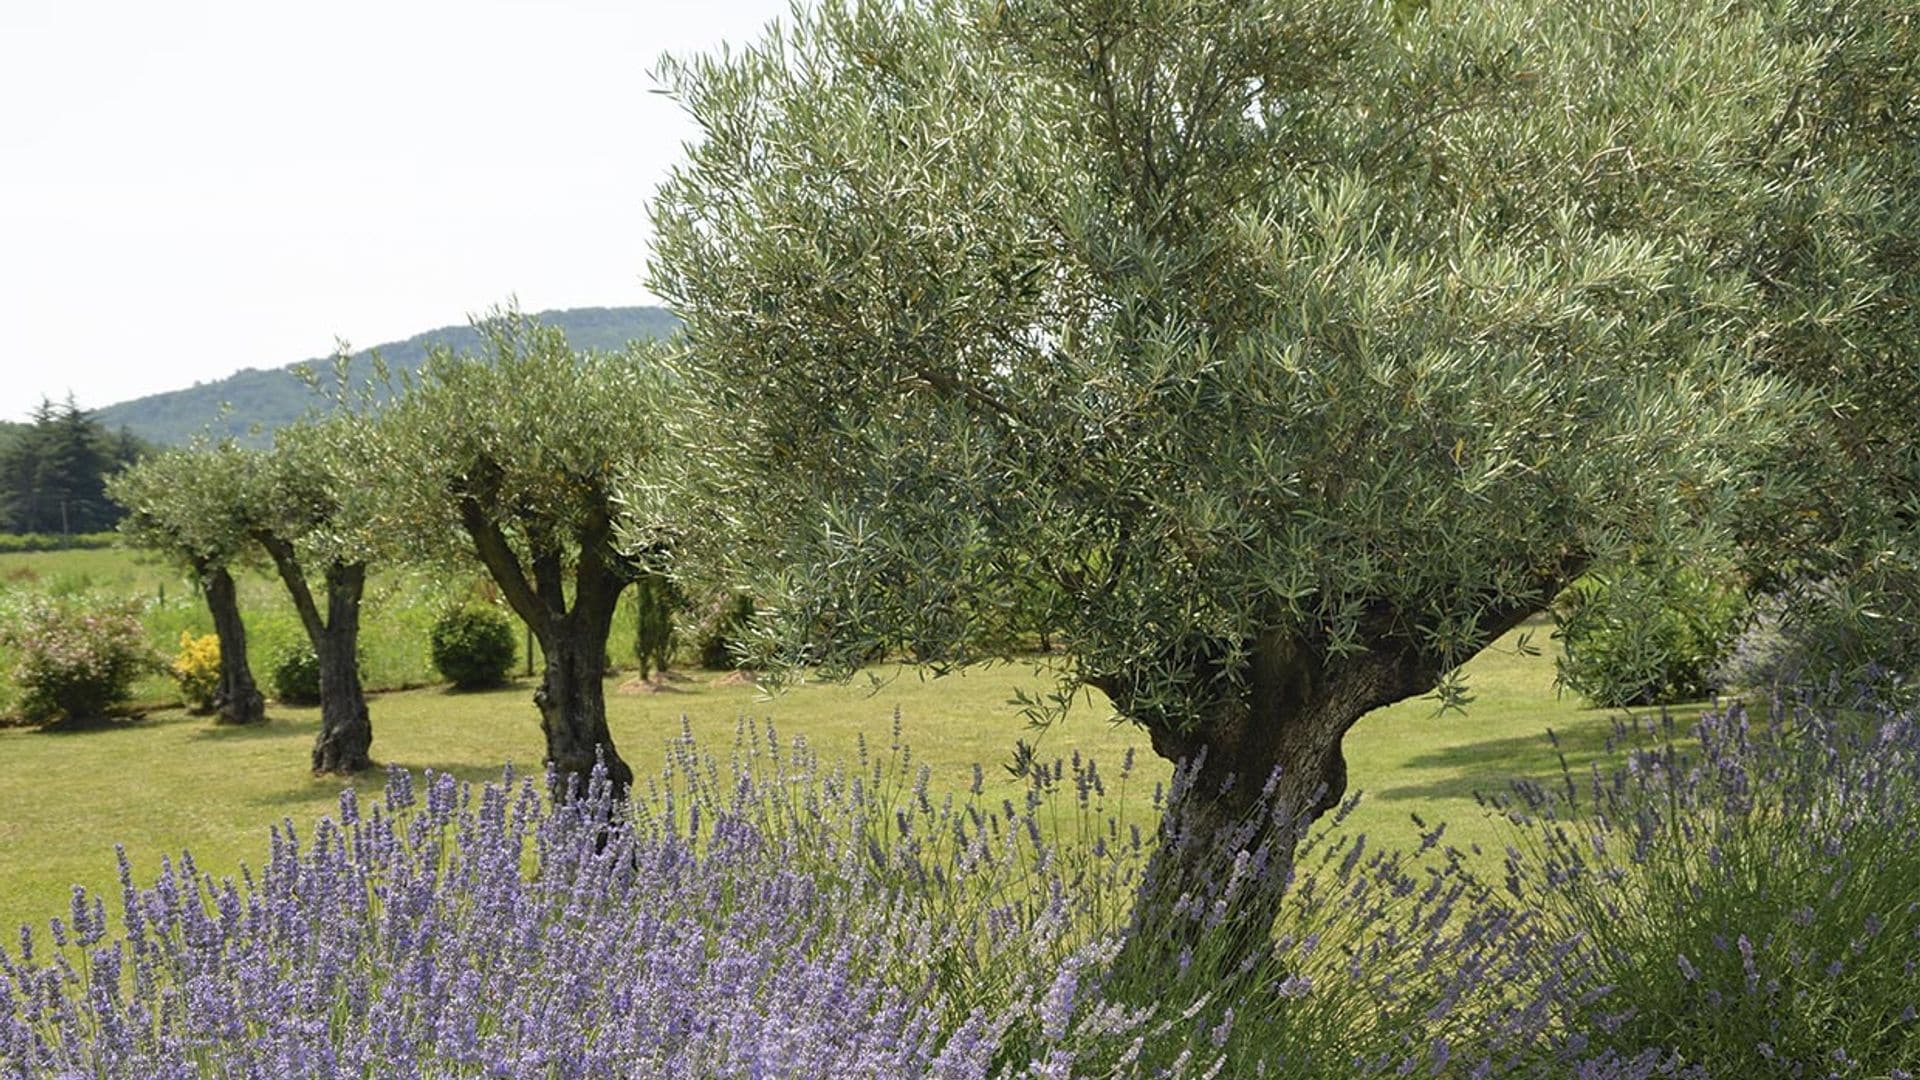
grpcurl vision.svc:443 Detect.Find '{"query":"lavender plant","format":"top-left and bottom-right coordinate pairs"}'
top-left (1494, 698), bottom-right (1920, 1075)
top-left (1, 716), bottom-right (1576, 1078)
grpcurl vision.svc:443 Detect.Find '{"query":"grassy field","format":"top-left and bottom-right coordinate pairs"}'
top-left (0, 573), bottom-right (1680, 932)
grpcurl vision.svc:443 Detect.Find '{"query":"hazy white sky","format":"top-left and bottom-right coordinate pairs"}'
top-left (0, 0), bottom-right (793, 422)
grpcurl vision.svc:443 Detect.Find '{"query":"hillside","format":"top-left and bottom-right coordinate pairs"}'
top-left (95, 306), bottom-right (681, 446)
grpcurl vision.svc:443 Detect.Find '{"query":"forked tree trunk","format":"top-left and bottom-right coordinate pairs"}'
top-left (1101, 615), bottom-right (1534, 982)
top-left (457, 486), bottom-right (637, 802)
top-left (197, 561), bottom-right (265, 726)
top-left (309, 563), bottom-right (372, 774)
top-left (259, 535), bottom-right (373, 774)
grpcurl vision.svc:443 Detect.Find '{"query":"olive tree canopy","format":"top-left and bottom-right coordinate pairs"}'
top-left (649, 0), bottom-right (1839, 961)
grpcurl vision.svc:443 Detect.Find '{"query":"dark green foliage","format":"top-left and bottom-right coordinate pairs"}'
top-left (429, 606), bottom-right (517, 690)
top-left (1556, 565), bottom-right (1745, 708)
top-left (1, 398), bottom-right (144, 536)
top-left (271, 643), bottom-right (321, 705)
top-left (694, 593), bottom-right (756, 671)
top-left (95, 307), bottom-right (682, 448)
top-left (632, 576), bottom-right (677, 680)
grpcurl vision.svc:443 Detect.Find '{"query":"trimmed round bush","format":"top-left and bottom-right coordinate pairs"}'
top-left (0, 596), bottom-right (154, 724)
top-left (271, 643), bottom-right (321, 705)
top-left (430, 605), bottom-right (517, 690)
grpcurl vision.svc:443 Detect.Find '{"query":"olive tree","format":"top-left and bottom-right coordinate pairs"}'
top-left (109, 444), bottom-right (267, 726)
top-left (375, 313), bottom-right (677, 797)
top-left (249, 416), bottom-right (381, 773)
top-left (650, 0), bottom-right (1827, 965)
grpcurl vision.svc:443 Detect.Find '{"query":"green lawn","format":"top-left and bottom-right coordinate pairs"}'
top-left (0, 607), bottom-right (1681, 932)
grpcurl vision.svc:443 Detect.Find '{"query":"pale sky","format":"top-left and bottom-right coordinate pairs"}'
top-left (0, 0), bottom-right (793, 422)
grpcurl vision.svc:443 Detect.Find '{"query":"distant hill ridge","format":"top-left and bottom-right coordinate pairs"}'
top-left (96, 306), bottom-right (681, 447)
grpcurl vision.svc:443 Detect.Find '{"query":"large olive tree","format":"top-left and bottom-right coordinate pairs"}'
top-left (375, 313), bottom-right (677, 797)
top-left (109, 445), bottom-right (267, 726)
top-left (649, 0), bottom-right (1835, 964)
top-left (248, 417), bottom-right (381, 773)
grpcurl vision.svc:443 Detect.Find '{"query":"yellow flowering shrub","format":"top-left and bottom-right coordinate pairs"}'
top-left (171, 631), bottom-right (220, 713)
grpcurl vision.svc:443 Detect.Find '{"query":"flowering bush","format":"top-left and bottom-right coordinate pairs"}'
top-left (0, 718), bottom-right (1575, 1077)
top-left (169, 631), bottom-right (220, 713)
top-left (0, 596), bottom-right (154, 724)
top-left (1493, 697), bottom-right (1920, 1075)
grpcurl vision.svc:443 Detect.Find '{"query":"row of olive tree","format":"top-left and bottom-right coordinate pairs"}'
top-left (642, 0), bottom-right (1919, 974)
top-left (110, 322), bottom-right (677, 794)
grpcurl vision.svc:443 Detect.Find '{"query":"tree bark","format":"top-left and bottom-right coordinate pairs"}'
top-left (534, 611), bottom-right (634, 799)
top-left (310, 563), bottom-right (372, 774)
top-left (456, 481), bottom-right (635, 801)
top-left (1103, 601), bottom-right (1549, 981)
top-left (257, 534), bottom-right (372, 774)
top-left (196, 561), bottom-right (265, 726)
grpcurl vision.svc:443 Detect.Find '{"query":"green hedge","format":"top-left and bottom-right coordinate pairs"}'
top-left (0, 533), bottom-right (118, 554)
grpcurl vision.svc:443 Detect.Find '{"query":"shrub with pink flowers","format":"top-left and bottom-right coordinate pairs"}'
top-left (0, 596), bottom-right (155, 725)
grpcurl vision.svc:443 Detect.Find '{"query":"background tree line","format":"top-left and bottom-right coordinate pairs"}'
top-left (0, 398), bottom-right (146, 537)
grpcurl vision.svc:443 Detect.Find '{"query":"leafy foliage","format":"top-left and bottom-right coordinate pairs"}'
top-left (429, 606), bottom-right (517, 690)
top-left (693, 591), bottom-right (756, 671)
top-left (650, 0), bottom-right (1802, 734)
top-left (1555, 564), bottom-right (1746, 708)
top-left (271, 642), bottom-right (320, 705)
top-left (169, 631), bottom-right (221, 713)
top-left (631, 575), bottom-right (677, 680)
top-left (0, 596), bottom-right (154, 724)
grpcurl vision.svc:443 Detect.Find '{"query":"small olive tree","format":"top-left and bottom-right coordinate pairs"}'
top-left (375, 312), bottom-right (677, 798)
top-left (109, 445), bottom-right (267, 726)
top-left (650, 0), bottom-right (1835, 969)
top-left (248, 416), bottom-right (382, 773)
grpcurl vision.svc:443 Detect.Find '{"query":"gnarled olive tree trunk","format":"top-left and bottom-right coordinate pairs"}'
top-left (195, 559), bottom-right (265, 726)
top-left (459, 492), bottom-right (637, 801)
top-left (258, 536), bottom-right (372, 774)
top-left (1101, 605), bottom-right (1544, 980)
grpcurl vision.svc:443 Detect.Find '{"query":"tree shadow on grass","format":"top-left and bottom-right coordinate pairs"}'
top-left (185, 716), bottom-right (315, 743)
top-left (1371, 700), bottom-right (1715, 808)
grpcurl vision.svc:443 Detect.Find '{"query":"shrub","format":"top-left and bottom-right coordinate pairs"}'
top-left (1555, 563), bottom-right (1745, 707)
top-left (271, 642), bottom-right (320, 705)
top-left (429, 605), bottom-right (517, 690)
top-left (632, 575), bottom-right (678, 679)
top-left (169, 631), bottom-right (220, 713)
top-left (1719, 569), bottom-right (1920, 709)
top-left (0, 596), bottom-right (154, 724)
top-left (694, 591), bottom-right (756, 670)
top-left (1494, 698), bottom-right (1920, 1075)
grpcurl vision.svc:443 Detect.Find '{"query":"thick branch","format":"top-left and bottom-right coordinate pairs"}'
top-left (256, 532), bottom-right (325, 645)
top-left (458, 495), bottom-right (547, 636)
